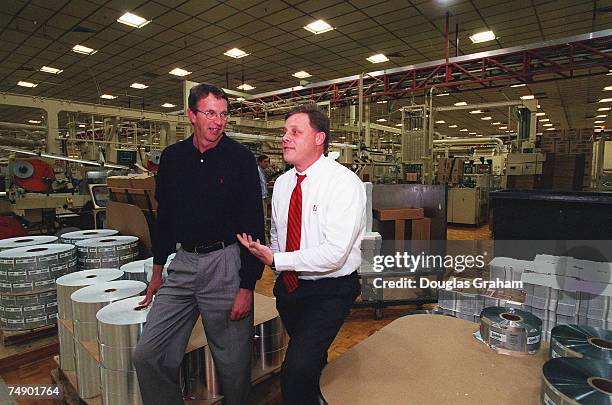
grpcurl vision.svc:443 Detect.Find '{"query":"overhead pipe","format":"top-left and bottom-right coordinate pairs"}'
top-left (0, 136), bottom-right (43, 148)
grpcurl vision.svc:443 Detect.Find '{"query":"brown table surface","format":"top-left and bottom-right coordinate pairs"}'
top-left (321, 314), bottom-right (547, 405)
top-left (372, 207), bottom-right (424, 221)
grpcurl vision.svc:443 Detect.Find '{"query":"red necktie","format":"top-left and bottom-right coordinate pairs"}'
top-left (283, 174), bottom-right (306, 293)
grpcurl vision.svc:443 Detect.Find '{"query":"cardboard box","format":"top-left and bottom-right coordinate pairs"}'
top-left (106, 176), bottom-right (133, 188)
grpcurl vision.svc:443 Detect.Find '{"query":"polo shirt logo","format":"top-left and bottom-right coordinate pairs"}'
top-left (220, 177), bottom-right (224, 184)
top-left (313, 205), bottom-right (317, 211)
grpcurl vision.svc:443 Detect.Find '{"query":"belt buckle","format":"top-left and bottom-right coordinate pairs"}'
top-left (195, 241), bottom-right (225, 254)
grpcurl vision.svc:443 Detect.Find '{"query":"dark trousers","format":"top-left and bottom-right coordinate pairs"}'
top-left (274, 272), bottom-right (360, 405)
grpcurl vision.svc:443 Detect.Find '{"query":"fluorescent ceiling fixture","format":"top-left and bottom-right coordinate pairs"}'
top-left (510, 83), bottom-right (526, 88)
top-left (436, 92), bottom-right (450, 97)
top-left (366, 54), bottom-right (389, 64)
top-left (469, 132), bottom-right (477, 135)
top-left (499, 126), bottom-right (508, 130)
top-left (520, 95), bottom-right (535, 100)
top-left (236, 97), bottom-right (245, 101)
top-left (469, 30), bottom-right (495, 44)
top-left (491, 122), bottom-right (501, 125)
top-left (476, 134), bottom-right (483, 137)
top-left (130, 82), bottom-right (148, 89)
top-left (376, 118), bottom-right (387, 122)
top-left (304, 20), bottom-right (333, 35)
top-left (536, 112), bottom-right (546, 116)
top-left (469, 110), bottom-right (483, 114)
top-left (79, 124), bottom-right (86, 128)
top-left (599, 98), bottom-right (612, 103)
top-left (435, 120), bottom-right (445, 124)
top-left (608, 70), bottom-right (612, 76)
top-left (72, 44), bottom-right (97, 55)
top-left (94, 121), bottom-right (103, 124)
top-left (376, 101), bottom-right (386, 104)
top-left (454, 101), bottom-right (467, 106)
top-left (460, 129), bottom-right (468, 132)
top-left (448, 125), bottom-right (458, 128)
top-left (17, 81), bottom-right (37, 88)
top-left (481, 116), bottom-right (492, 120)
top-left (605, 86), bottom-right (612, 91)
top-left (28, 120), bottom-right (41, 124)
top-left (117, 12), bottom-right (151, 28)
top-left (100, 94), bottom-right (117, 99)
top-left (546, 127), bottom-right (556, 130)
top-left (224, 48), bottom-right (249, 59)
top-left (169, 67), bottom-right (191, 77)
top-left (543, 123), bottom-right (553, 127)
top-left (539, 118), bottom-right (550, 122)
top-left (292, 71), bottom-right (311, 79)
top-left (594, 120), bottom-right (605, 123)
top-left (161, 103), bottom-right (176, 108)
top-left (237, 83), bottom-right (255, 91)
top-left (40, 66), bottom-right (62, 74)
top-left (596, 114), bottom-right (607, 118)
top-left (597, 107), bottom-right (610, 111)
top-left (395, 123), bottom-right (402, 127)
top-left (254, 117), bottom-right (261, 120)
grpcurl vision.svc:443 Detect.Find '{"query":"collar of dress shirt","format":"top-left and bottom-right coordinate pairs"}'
top-left (295, 154), bottom-right (326, 179)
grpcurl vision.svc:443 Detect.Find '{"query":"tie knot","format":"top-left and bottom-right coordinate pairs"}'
top-left (296, 174), bottom-right (306, 185)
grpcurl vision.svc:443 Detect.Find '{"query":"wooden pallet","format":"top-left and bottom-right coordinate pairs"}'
top-left (1, 323), bottom-right (57, 346)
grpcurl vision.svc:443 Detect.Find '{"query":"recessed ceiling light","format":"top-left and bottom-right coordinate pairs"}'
top-left (460, 128), bottom-right (468, 132)
top-left (499, 126), bottom-right (508, 130)
top-left (599, 98), bottom-right (612, 103)
top-left (539, 118), bottom-right (550, 122)
top-left (292, 71), bottom-right (311, 79)
top-left (491, 122), bottom-right (501, 125)
top-left (546, 127), bottom-right (556, 130)
top-left (448, 125), bottom-right (458, 128)
top-left (537, 104), bottom-right (541, 108)
top-left (469, 110), bottom-right (483, 114)
top-left (469, 30), bottom-right (495, 44)
top-left (435, 120), bottom-right (445, 124)
top-left (161, 103), bottom-right (176, 108)
top-left (117, 12), bottom-right (151, 28)
top-left (79, 124), bottom-right (86, 128)
top-left (304, 20), bottom-right (333, 35)
top-left (469, 132), bottom-right (476, 135)
top-left (543, 123), bottom-right (553, 127)
top-left (17, 81), bottom-right (38, 88)
top-left (536, 112), bottom-right (546, 116)
top-left (224, 48), bottom-right (249, 59)
top-left (597, 107), bottom-right (610, 111)
top-left (40, 66), bottom-right (62, 74)
top-left (594, 120), bottom-right (605, 123)
top-left (366, 54), bottom-right (389, 64)
top-left (376, 118), bottom-right (387, 122)
top-left (596, 114), bottom-right (607, 118)
top-left (72, 44), bottom-right (97, 55)
top-left (28, 119), bottom-right (41, 124)
top-left (237, 83), bottom-right (255, 91)
top-left (454, 101), bottom-right (467, 106)
top-left (169, 67), bottom-right (191, 77)
top-left (481, 116), bottom-right (492, 120)
top-left (130, 82), bottom-right (148, 89)
top-left (510, 83), bottom-right (527, 88)
top-left (520, 95), bottom-right (535, 100)
top-left (100, 94), bottom-right (117, 99)
top-left (604, 85), bottom-right (612, 91)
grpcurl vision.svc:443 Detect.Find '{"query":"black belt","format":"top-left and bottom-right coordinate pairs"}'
top-left (181, 240), bottom-right (234, 254)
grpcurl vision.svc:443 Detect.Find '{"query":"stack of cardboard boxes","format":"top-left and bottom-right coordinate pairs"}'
top-left (539, 128), bottom-right (593, 190)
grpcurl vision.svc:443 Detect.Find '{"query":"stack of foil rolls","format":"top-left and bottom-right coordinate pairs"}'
top-left (76, 236), bottom-right (139, 270)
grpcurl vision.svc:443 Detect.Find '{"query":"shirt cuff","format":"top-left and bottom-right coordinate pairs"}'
top-left (273, 252), bottom-right (295, 272)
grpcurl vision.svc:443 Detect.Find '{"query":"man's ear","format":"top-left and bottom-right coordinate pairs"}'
top-left (315, 131), bottom-right (326, 146)
top-left (187, 108), bottom-right (196, 125)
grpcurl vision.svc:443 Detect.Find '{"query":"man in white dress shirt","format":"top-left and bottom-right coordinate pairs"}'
top-left (238, 104), bottom-right (366, 404)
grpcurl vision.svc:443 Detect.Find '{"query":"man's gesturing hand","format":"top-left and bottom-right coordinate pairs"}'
top-left (236, 233), bottom-right (273, 266)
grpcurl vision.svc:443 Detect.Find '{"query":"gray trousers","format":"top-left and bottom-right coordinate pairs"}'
top-left (133, 244), bottom-right (253, 405)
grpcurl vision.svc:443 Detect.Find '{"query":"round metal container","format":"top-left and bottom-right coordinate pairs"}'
top-left (253, 317), bottom-right (288, 370)
top-left (0, 244), bottom-right (77, 293)
top-left (479, 306), bottom-right (542, 355)
top-left (550, 324), bottom-right (612, 362)
top-left (143, 253), bottom-right (175, 282)
top-left (542, 357), bottom-right (612, 404)
top-left (55, 268), bottom-right (124, 372)
top-left (60, 229), bottom-right (119, 245)
top-left (120, 260), bottom-right (148, 283)
top-left (70, 280), bottom-right (146, 399)
top-left (76, 236), bottom-right (139, 270)
top-left (181, 346), bottom-right (221, 400)
top-left (0, 236), bottom-right (58, 251)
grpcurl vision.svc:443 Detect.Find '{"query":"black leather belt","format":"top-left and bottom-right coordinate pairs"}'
top-left (181, 241), bottom-right (233, 254)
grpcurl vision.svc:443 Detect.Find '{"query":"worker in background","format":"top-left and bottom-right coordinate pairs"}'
top-left (133, 83), bottom-right (264, 405)
top-left (238, 104), bottom-right (366, 405)
top-left (257, 154), bottom-right (270, 243)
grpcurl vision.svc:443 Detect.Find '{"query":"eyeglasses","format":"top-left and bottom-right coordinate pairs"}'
top-left (194, 109), bottom-right (230, 121)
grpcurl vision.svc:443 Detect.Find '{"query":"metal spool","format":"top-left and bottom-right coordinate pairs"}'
top-left (542, 357), bottom-right (612, 404)
top-left (550, 324), bottom-right (612, 363)
top-left (119, 260), bottom-right (148, 283)
top-left (0, 235), bottom-right (58, 252)
top-left (60, 229), bottom-right (119, 245)
top-left (181, 346), bottom-right (221, 401)
top-left (479, 306), bottom-right (542, 355)
top-left (143, 253), bottom-right (175, 282)
top-left (55, 269), bottom-right (124, 371)
top-left (253, 317), bottom-right (288, 370)
top-left (76, 236), bottom-right (139, 270)
top-left (97, 296), bottom-right (150, 405)
top-left (70, 280), bottom-right (146, 399)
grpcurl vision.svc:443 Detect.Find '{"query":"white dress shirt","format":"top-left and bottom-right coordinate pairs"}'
top-left (271, 155), bottom-right (366, 279)
top-left (257, 165), bottom-right (268, 199)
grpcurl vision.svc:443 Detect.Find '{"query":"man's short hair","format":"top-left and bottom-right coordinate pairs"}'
top-left (188, 83), bottom-right (229, 113)
top-left (257, 155), bottom-right (269, 163)
top-left (285, 104), bottom-right (330, 153)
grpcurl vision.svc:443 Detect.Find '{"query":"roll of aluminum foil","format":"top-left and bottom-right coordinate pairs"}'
top-left (550, 324), bottom-right (612, 363)
top-left (76, 236), bottom-right (139, 270)
top-left (60, 229), bottom-right (119, 245)
top-left (143, 253), bottom-right (175, 281)
top-left (120, 260), bottom-right (148, 283)
top-left (0, 235), bottom-right (58, 251)
top-left (253, 317), bottom-right (288, 370)
top-left (542, 357), bottom-right (612, 404)
top-left (479, 306), bottom-right (542, 355)
top-left (0, 290), bottom-right (57, 330)
top-left (55, 268), bottom-right (124, 372)
top-left (70, 280), bottom-right (146, 399)
top-left (100, 367), bottom-right (142, 405)
top-left (0, 244), bottom-right (77, 293)
top-left (182, 345), bottom-right (221, 400)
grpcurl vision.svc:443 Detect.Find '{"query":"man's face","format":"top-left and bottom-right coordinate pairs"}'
top-left (188, 94), bottom-right (228, 145)
top-left (282, 113), bottom-right (324, 168)
top-left (260, 159), bottom-right (270, 169)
